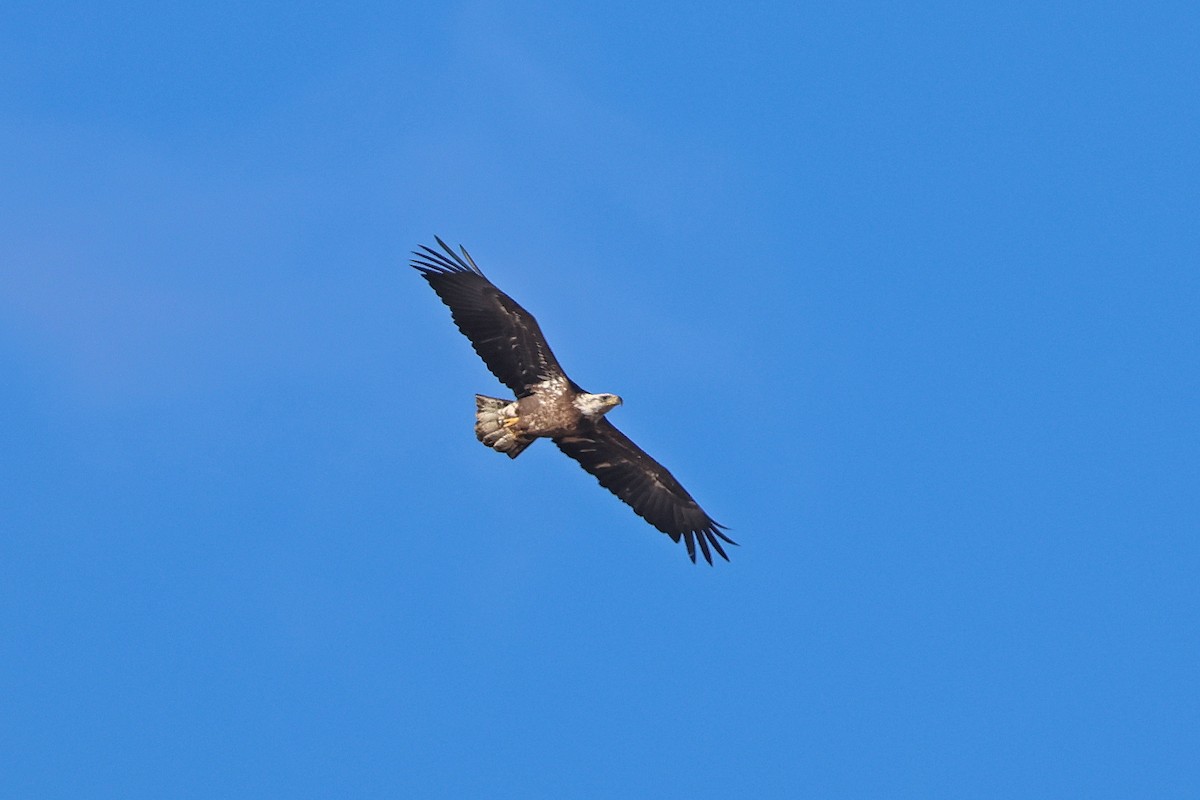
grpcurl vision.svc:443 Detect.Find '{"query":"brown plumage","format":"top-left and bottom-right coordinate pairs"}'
top-left (411, 238), bottom-right (734, 564)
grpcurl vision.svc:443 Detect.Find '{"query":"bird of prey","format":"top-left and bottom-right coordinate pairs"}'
top-left (411, 238), bottom-right (734, 564)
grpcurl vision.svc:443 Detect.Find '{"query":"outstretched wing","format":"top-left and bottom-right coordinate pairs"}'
top-left (554, 419), bottom-right (735, 564)
top-left (412, 238), bottom-right (567, 396)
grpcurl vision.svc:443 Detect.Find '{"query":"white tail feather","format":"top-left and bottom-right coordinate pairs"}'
top-left (474, 395), bottom-right (533, 458)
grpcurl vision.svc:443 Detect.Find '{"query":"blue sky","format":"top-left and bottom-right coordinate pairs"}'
top-left (2, 2), bottom-right (1197, 797)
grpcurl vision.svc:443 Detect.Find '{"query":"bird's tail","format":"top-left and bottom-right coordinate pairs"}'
top-left (475, 395), bottom-right (534, 458)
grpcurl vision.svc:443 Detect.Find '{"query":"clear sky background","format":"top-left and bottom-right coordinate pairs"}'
top-left (2, 2), bottom-right (1197, 797)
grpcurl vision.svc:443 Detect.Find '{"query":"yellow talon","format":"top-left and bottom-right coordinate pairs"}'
top-left (503, 417), bottom-right (521, 429)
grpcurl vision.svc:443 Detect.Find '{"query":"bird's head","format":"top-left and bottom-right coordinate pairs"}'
top-left (575, 392), bottom-right (623, 418)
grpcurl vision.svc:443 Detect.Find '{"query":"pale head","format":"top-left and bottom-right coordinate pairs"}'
top-left (574, 392), bottom-right (623, 418)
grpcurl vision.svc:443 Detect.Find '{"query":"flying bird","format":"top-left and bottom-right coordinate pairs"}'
top-left (411, 237), bottom-right (734, 564)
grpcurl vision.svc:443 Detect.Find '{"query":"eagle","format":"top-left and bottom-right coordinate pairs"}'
top-left (411, 237), bottom-right (734, 564)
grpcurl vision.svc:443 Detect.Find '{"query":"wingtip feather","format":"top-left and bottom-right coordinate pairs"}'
top-left (696, 530), bottom-right (714, 565)
top-left (683, 531), bottom-right (697, 563)
top-left (411, 237), bottom-right (485, 277)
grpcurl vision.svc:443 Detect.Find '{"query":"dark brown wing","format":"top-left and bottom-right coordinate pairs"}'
top-left (412, 238), bottom-right (567, 396)
top-left (554, 419), bottom-right (735, 564)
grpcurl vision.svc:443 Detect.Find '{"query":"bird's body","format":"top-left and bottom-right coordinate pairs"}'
top-left (474, 376), bottom-right (622, 459)
top-left (411, 238), bottom-right (734, 564)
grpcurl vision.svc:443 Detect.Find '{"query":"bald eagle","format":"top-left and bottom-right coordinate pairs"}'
top-left (412, 238), bottom-right (734, 564)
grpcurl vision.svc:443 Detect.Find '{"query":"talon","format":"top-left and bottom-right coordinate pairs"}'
top-left (503, 417), bottom-right (521, 429)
